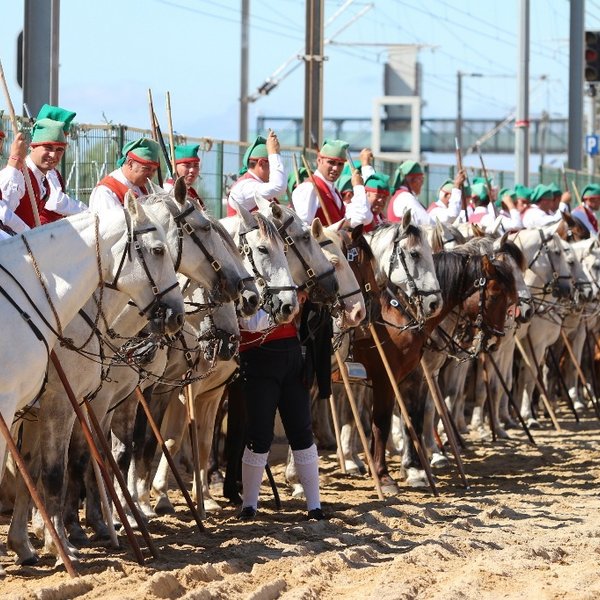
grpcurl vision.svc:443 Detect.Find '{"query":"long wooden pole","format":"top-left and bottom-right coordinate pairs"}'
top-left (135, 386), bottom-right (205, 532)
top-left (420, 358), bottom-right (469, 488)
top-left (368, 323), bottom-right (439, 496)
top-left (0, 58), bottom-right (41, 227)
top-left (147, 88), bottom-right (164, 187)
top-left (185, 383), bottom-right (206, 521)
top-left (49, 352), bottom-right (148, 564)
top-left (334, 351), bottom-right (384, 500)
top-left (0, 413), bottom-right (78, 577)
top-left (329, 393), bottom-right (347, 473)
top-left (166, 91), bottom-right (177, 177)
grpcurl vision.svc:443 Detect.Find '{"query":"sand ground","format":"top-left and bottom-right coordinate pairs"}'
top-left (2, 412), bottom-right (600, 600)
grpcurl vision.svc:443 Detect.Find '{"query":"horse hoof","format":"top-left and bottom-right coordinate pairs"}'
top-left (139, 502), bottom-right (157, 519)
top-left (406, 468), bottom-right (430, 489)
top-left (379, 475), bottom-right (399, 495)
top-left (68, 527), bottom-right (89, 547)
top-left (431, 452), bottom-right (449, 469)
top-left (90, 527), bottom-right (111, 543)
top-left (55, 553), bottom-right (80, 568)
top-left (154, 497), bottom-right (176, 515)
top-left (527, 418), bottom-right (541, 429)
top-left (203, 498), bottom-right (222, 512)
top-left (291, 483), bottom-right (305, 499)
top-left (16, 553), bottom-right (39, 566)
top-left (574, 401), bottom-right (585, 412)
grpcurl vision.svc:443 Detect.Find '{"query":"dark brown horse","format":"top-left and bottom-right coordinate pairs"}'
top-left (342, 227), bottom-right (517, 492)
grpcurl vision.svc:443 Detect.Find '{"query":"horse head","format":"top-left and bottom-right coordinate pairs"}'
top-left (256, 197), bottom-right (339, 306)
top-left (229, 200), bottom-right (298, 324)
top-left (109, 192), bottom-right (185, 335)
top-left (366, 210), bottom-right (443, 320)
top-left (311, 218), bottom-right (366, 328)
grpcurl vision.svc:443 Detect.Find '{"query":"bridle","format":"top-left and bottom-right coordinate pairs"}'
top-left (277, 214), bottom-right (335, 294)
top-left (237, 222), bottom-right (296, 317)
top-left (386, 231), bottom-right (441, 324)
top-left (524, 229), bottom-right (572, 298)
top-left (105, 209), bottom-right (179, 317)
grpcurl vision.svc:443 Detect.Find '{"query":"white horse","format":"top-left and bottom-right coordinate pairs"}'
top-left (4, 184), bottom-right (252, 565)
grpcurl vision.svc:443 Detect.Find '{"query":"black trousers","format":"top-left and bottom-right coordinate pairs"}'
top-left (240, 337), bottom-right (314, 454)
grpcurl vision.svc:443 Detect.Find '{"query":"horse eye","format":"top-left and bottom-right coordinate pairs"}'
top-left (302, 233), bottom-right (310, 242)
top-left (151, 246), bottom-right (165, 256)
top-left (257, 245), bottom-right (268, 255)
top-left (201, 224), bottom-right (211, 232)
top-left (410, 250), bottom-right (420, 259)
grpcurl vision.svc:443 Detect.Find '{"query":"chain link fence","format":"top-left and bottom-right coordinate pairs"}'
top-left (2, 115), bottom-right (598, 218)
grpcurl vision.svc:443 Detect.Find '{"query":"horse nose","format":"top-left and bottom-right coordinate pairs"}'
top-left (164, 310), bottom-right (184, 334)
top-left (281, 302), bottom-right (295, 316)
top-left (240, 289), bottom-right (259, 316)
top-left (423, 294), bottom-right (442, 317)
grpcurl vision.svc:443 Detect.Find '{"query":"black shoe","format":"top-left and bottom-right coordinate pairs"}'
top-left (307, 508), bottom-right (327, 521)
top-left (238, 506), bottom-right (257, 521)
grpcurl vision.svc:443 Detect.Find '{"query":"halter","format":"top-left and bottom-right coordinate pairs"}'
top-left (525, 229), bottom-right (572, 297)
top-left (319, 237), bottom-right (362, 321)
top-left (105, 209), bottom-right (179, 317)
top-left (386, 233), bottom-right (440, 323)
top-left (277, 214), bottom-right (335, 293)
top-left (238, 222), bottom-right (296, 316)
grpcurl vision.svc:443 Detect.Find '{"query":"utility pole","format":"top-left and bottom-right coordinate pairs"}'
top-left (239, 0), bottom-right (250, 143)
top-left (515, 0), bottom-right (529, 185)
top-left (22, 0), bottom-right (60, 116)
top-left (303, 0), bottom-right (325, 150)
top-left (568, 0), bottom-right (584, 170)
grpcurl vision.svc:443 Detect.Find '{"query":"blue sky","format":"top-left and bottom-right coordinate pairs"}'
top-left (2, 0), bottom-right (600, 145)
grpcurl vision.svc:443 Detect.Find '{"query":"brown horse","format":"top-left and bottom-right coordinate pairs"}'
top-left (343, 228), bottom-right (517, 492)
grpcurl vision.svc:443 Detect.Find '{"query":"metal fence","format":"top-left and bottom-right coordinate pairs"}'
top-left (1, 116), bottom-right (598, 218)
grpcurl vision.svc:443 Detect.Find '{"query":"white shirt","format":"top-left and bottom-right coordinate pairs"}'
top-left (522, 205), bottom-right (561, 228)
top-left (292, 169), bottom-right (372, 227)
top-left (0, 156), bottom-right (87, 231)
top-left (89, 168), bottom-right (146, 213)
top-left (426, 188), bottom-right (463, 224)
top-left (227, 154), bottom-right (286, 212)
top-left (392, 186), bottom-right (462, 226)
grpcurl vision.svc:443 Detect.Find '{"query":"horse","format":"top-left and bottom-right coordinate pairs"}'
top-left (349, 219), bottom-right (516, 491)
top-left (5, 183), bottom-right (253, 566)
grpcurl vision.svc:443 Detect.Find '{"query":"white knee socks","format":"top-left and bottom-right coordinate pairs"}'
top-left (241, 447), bottom-right (269, 509)
top-left (292, 444), bottom-right (321, 511)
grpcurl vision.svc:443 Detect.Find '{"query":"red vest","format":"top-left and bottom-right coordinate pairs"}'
top-left (468, 210), bottom-right (487, 224)
top-left (386, 189), bottom-right (405, 223)
top-left (364, 213), bottom-right (385, 233)
top-left (310, 176), bottom-right (345, 226)
top-left (227, 172), bottom-right (261, 217)
top-left (15, 168), bottom-right (64, 228)
top-left (164, 178), bottom-right (205, 208)
top-left (96, 176), bottom-right (147, 205)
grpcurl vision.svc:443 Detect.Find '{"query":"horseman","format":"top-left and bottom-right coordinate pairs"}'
top-left (426, 172), bottom-right (469, 223)
top-left (388, 160), bottom-right (464, 225)
top-left (163, 144), bottom-right (204, 207)
top-left (88, 137), bottom-right (160, 212)
top-left (521, 184), bottom-right (561, 228)
top-left (292, 139), bottom-right (372, 228)
top-left (0, 105), bottom-right (86, 230)
top-left (226, 131), bottom-right (286, 215)
top-left (571, 183), bottom-right (600, 236)
top-left (468, 182), bottom-right (495, 227)
top-left (494, 187), bottom-right (524, 231)
top-left (363, 172), bottom-right (390, 232)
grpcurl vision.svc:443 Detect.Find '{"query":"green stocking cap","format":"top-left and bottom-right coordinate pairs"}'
top-left (530, 184), bottom-right (553, 204)
top-left (496, 187), bottom-right (516, 208)
top-left (175, 144), bottom-right (200, 163)
top-left (548, 182), bottom-right (562, 195)
top-left (319, 139), bottom-right (349, 160)
top-left (471, 182), bottom-right (489, 202)
top-left (117, 138), bottom-right (160, 168)
top-left (287, 166), bottom-right (308, 196)
top-left (391, 160), bottom-right (423, 192)
top-left (31, 118), bottom-right (67, 145)
top-left (36, 104), bottom-right (76, 133)
top-left (335, 172), bottom-right (354, 195)
top-left (241, 135), bottom-right (268, 173)
top-left (364, 172), bottom-right (390, 195)
top-left (582, 183), bottom-right (600, 198)
top-left (439, 178), bottom-right (454, 193)
top-left (514, 184), bottom-right (532, 201)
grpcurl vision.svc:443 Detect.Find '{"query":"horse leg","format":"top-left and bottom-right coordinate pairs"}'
top-left (6, 419), bottom-right (40, 566)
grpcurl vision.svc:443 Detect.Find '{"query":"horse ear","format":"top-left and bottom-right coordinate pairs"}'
top-left (401, 209), bottom-right (412, 230)
top-left (561, 210), bottom-right (576, 226)
top-left (145, 178), bottom-right (163, 195)
top-left (329, 218), bottom-right (346, 232)
top-left (125, 190), bottom-right (146, 223)
top-left (471, 223), bottom-right (485, 237)
top-left (311, 217), bottom-right (324, 238)
top-left (351, 224), bottom-right (364, 242)
top-left (253, 192), bottom-right (272, 213)
top-left (174, 177), bottom-right (187, 205)
top-left (270, 201), bottom-right (283, 220)
top-left (430, 226), bottom-right (444, 254)
top-left (255, 213), bottom-right (268, 238)
top-left (481, 254), bottom-right (498, 278)
top-left (231, 198), bottom-right (255, 230)
top-left (493, 231), bottom-right (509, 252)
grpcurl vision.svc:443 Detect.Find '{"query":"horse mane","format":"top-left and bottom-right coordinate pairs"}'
top-left (371, 222), bottom-right (422, 245)
top-left (570, 215), bottom-right (591, 240)
top-left (434, 250), bottom-right (516, 303)
top-left (139, 190), bottom-right (169, 206)
top-left (254, 212), bottom-right (281, 241)
top-left (206, 214), bottom-right (240, 254)
top-left (496, 239), bottom-right (526, 272)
